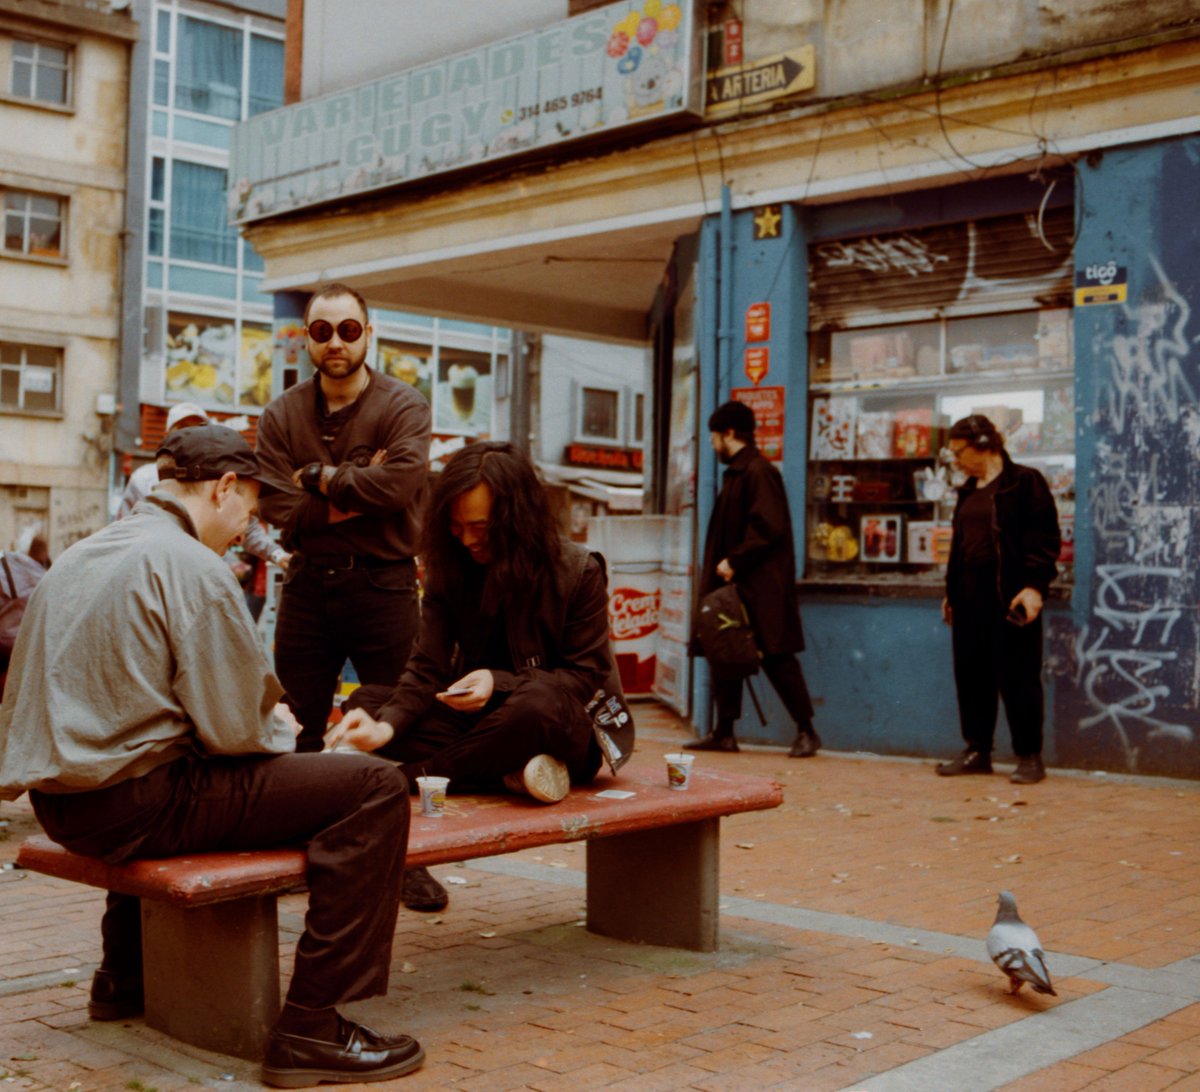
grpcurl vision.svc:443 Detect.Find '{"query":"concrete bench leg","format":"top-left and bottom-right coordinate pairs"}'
top-left (141, 895), bottom-right (280, 1060)
top-left (586, 817), bottom-right (719, 952)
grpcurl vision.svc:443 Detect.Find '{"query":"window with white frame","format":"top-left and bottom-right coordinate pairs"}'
top-left (3, 190), bottom-right (65, 257)
top-left (169, 160), bottom-right (238, 267)
top-left (580, 386), bottom-right (621, 441)
top-left (9, 37), bottom-right (72, 106)
top-left (0, 342), bottom-right (62, 413)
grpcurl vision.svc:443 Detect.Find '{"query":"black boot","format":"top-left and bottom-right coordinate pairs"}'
top-left (788, 726), bottom-right (821, 758)
top-left (88, 968), bottom-right (143, 1021)
top-left (685, 719), bottom-right (738, 752)
top-left (684, 733), bottom-right (739, 752)
top-left (935, 748), bottom-right (993, 776)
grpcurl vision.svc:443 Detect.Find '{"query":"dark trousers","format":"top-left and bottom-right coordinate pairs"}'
top-left (348, 675), bottom-right (601, 791)
top-left (276, 558), bottom-right (419, 752)
top-left (950, 565), bottom-right (1045, 758)
top-left (713, 652), bottom-right (815, 730)
top-left (30, 751), bottom-right (409, 1010)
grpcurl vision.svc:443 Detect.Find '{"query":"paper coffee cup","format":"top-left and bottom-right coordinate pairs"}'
top-left (665, 753), bottom-right (694, 790)
top-left (416, 775), bottom-right (450, 817)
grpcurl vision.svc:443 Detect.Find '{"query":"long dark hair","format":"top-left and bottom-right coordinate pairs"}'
top-left (421, 441), bottom-right (561, 611)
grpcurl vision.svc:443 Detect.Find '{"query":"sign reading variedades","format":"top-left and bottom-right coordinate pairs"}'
top-left (229, 0), bottom-right (704, 225)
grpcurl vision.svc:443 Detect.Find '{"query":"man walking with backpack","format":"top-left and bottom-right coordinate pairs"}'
top-left (688, 400), bottom-right (820, 758)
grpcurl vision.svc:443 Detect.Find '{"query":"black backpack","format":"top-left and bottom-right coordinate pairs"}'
top-left (696, 584), bottom-right (760, 679)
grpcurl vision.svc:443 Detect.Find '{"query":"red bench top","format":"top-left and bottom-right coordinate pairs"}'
top-left (16, 763), bottom-right (781, 907)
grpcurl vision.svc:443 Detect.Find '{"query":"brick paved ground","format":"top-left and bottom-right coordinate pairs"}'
top-left (0, 701), bottom-right (1197, 1090)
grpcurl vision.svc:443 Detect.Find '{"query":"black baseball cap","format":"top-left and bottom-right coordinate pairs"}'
top-left (156, 424), bottom-right (273, 490)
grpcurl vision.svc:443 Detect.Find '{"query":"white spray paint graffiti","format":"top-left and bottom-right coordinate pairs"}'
top-left (1075, 564), bottom-right (1193, 766)
top-left (1103, 255), bottom-right (1196, 434)
top-left (1078, 255), bottom-right (1198, 769)
top-left (815, 234), bottom-right (949, 278)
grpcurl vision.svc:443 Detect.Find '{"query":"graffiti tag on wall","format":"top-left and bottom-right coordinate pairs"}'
top-left (1079, 254), bottom-right (1200, 771)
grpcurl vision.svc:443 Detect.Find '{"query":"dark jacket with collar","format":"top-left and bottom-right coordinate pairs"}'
top-left (696, 444), bottom-right (804, 655)
top-left (945, 452), bottom-right (1061, 607)
top-left (376, 540), bottom-right (623, 741)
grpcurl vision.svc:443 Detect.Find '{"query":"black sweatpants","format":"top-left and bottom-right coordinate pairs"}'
top-left (31, 750), bottom-right (409, 1010)
top-left (949, 564), bottom-right (1045, 758)
top-left (347, 674), bottom-right (602, 792)
top-left (713, 652), bottom-right (815, 728)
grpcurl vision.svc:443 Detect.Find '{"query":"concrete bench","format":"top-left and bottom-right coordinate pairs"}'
top-left (16, 762), bottom-right (781, 1060)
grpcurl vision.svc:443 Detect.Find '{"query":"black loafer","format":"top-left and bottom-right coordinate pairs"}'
top-left (936, 749), bottom-right (993, 776)
top-left (262, 1016), bottom-right (424, 1088)
top-left (88, 968), bottom-right (143, 1021)
top-left (402, 866), bottom-right (449, 912)
top-left (788, 728), bottom-right (821, 758)
top-left (684, 733), bottom-right (739, 753)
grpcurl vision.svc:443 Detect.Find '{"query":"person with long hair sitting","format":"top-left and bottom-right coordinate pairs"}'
top-left (327, 440), bottom-right (622, 810)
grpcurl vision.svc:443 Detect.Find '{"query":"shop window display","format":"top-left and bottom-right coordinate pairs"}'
top-left (806, 308), bottom-right (1074, 586)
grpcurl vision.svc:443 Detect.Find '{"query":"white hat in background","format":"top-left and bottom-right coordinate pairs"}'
top-left (165, 401), bottom-right (210, 432)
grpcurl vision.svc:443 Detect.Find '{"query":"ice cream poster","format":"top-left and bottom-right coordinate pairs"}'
top-left (436, 352), bottom-right (492, 435)
top-left (230, 0), bottom-right (704, 224)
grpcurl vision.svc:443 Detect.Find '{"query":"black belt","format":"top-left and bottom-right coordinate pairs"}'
top-left (299, 553), bottom-right (413, 571)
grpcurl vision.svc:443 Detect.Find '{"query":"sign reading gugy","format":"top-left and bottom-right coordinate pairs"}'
top-left (228, 0), bottom-right (704, 225)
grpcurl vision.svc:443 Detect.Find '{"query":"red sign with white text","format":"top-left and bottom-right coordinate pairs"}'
top-left (745, 302), bottom-right (770, 342)
top-left (732, 385), bottom-right (785, 462)
top-left (744, 347), bottom-right (769, 385)
top-left (609, 586), bottom-right (661, 641)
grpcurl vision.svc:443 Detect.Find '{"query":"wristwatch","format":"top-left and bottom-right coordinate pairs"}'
top-left (300, 461), bottom-right (325, 495)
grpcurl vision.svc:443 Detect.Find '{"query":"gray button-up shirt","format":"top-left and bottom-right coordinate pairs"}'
top-left (0, 493), bottom-right (292, 799)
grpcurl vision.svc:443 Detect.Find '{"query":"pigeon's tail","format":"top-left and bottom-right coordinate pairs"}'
top-left (996, 947), bottom-right (1056, 996)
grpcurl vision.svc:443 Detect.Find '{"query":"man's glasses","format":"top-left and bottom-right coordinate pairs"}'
top-left (307, 319), bottom-right (364, 344)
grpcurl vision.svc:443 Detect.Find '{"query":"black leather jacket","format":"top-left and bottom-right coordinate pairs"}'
top-left (376, 541), bottom-right (616, 738)
top-left (946, 453), bottom-right (1061, 606)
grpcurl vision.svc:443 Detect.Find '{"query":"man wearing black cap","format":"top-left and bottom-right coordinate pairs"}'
top-left (688, 400), bottom-right (821, 758)
top-left (0, 425), bottom-right (424, 1086)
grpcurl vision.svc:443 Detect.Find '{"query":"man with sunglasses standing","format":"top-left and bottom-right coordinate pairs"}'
top-left (256, 283), bottom-right (431, 765)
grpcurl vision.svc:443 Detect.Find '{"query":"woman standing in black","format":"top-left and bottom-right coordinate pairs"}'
top-left (937, 415), bottom-right (1061, 784)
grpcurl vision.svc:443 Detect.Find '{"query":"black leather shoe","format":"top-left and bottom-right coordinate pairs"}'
top-left (262, 1015), bottom-right (424, 1087)
top-left (402, 866), bottom-right (449, 912)
top-left (788, 728), bottom-right (821, 758)
top-left (1010, 755), bottom-right (1046, 784)
top-left (936, 749), bottom-right (993, 776)
top-left (684, 733), bottom-right (739, 753)
top-left (88, 968), bottom-right (143, 1021)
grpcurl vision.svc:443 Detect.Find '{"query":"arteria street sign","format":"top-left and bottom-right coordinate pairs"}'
top-left (228, 0), bottom-right (704, 225)
top-left (705, 46), bottom-right (814, 116)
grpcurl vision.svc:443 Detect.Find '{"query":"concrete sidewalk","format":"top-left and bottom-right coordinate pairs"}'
top-left (1, 701), bottom-right (1197, 1090)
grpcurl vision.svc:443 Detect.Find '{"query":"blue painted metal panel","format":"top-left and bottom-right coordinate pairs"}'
top-left (1060, 136), bottom-right (1200, 778)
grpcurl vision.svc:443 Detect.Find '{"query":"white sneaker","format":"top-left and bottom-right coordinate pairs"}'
top-left (503, 754), bottom-right (570, 803)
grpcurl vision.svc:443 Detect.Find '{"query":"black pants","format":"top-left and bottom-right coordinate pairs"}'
top-left (348, 674), bottom-right (602, 791)
top-left (950, 565), bottom-right (1045, 757)
top-left (31, 751), bottom-right (409, 1010)
top-left (276, 558), bottom-right (419, 752)
top-left (714, 652), bottom-right (815, 729)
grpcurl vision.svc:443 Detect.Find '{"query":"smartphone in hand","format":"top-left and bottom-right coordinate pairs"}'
top-left (438, 686), bottom-right (472, 698)
top-left (1006, 602), bottom-right (1029, 626)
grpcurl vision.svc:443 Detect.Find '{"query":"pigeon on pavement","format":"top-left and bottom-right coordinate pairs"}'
top-left (987, 890), bottom-right (1057, 996)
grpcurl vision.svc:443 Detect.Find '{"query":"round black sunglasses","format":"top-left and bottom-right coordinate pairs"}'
top-left (307, 319), bottom-right (364, 344)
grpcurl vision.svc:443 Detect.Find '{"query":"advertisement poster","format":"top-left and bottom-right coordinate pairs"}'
top-left (230, 0), bottom-right (703, 224)
top-left (731, 385), bottom-right (784, 461)
top-left (435, 349), bottom-right (492, 434)
top-left (239, 323), bottom-right (274, 408)
top-left (165, 313), bottom-right (237, 406)
top-left (377, 341), bottom-right (433, 403)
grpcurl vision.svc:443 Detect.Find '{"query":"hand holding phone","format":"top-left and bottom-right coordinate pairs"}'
top-left (437, 686), bottom-right (472, 698)
top-left (1006, 602), bottom-right (1028, 626)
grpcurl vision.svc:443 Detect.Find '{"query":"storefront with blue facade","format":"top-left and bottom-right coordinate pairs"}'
top-left (686, 135), bottom-right (1200, 779)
